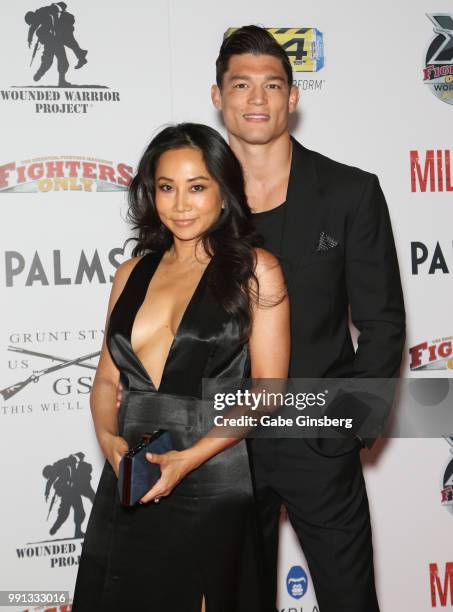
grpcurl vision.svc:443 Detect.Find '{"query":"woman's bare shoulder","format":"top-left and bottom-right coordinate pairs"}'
top-left (107, 255), bottom-right (146, 312)
top-left (253, 247), bottom-right (282, 277)
top-left (113, 255), bottom-right (145, 287)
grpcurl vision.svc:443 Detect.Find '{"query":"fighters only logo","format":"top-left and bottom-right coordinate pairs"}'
top-left (0, 156), bottom-right (133, 193)
top-left (423, 13), bottom-right (453, 105)
top-left (409, 337), bottom-right (453, 370)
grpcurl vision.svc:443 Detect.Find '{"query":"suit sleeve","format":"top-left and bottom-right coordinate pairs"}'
top-left (343, 173), bottom-right (406, 448)
top-left (345, 173), bottom-right (406, 378)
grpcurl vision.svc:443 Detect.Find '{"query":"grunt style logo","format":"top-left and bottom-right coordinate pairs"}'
top-left (423, 14), bottom-right (453, 105)
top-left (0, 3), bottom-right (121, 114)
top-left (1, 344), bottom-right (100, 402)
top-left (286, 565), bottom-right (308, 599)
top-left (441, 437), bottom-right (453, 516)
top-left (0, 326), bottom-right (114, 416)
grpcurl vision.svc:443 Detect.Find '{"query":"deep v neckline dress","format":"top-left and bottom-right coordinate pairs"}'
top-left (72, 251), bottom-right (268, 612)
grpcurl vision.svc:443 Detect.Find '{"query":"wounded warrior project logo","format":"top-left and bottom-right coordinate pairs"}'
top-left (225, 27), bottom-right (326, 92)
top-left (16, 452), bottom-right (95, 569)
top-left (1, 2), bottom-right (120, 114)
top-left (0, 155), bottom-right (133, 192)
top-left (423, 13), bottom-right (453, 105)
top-left (441, 437), bottom-right (453, 516)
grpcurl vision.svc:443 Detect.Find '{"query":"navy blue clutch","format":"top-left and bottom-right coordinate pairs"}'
top-left (117, 430), bottom-right (173, 507)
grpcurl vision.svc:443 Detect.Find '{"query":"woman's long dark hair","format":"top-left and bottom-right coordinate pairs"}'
top-left (127, 122), bottom-right (261, 341)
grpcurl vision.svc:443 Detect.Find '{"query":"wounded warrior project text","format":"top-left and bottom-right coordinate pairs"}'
top-left (1, 89), bottom-right (120, 114)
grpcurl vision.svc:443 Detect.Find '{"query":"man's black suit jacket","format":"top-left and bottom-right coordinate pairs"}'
top-left (274, 137), bottom-right (406, 449)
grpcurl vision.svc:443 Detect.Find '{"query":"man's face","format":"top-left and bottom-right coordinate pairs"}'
top-left (212, 53), bottom-right (299, 145)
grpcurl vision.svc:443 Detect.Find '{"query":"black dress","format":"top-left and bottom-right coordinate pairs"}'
top-left (72, 251), bottom-right (267, 612)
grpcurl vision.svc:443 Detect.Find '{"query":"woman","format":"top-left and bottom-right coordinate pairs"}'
top-left (72, 123), bottom-right (289, 611)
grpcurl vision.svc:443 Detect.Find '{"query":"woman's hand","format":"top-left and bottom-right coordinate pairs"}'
top-left (100, 433), bottom-right (129, 477)
top-left (139, 449), bottom-right (199, 504)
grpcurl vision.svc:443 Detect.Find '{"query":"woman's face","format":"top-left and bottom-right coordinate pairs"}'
top-left (154, 147), bottom-right (223, 242)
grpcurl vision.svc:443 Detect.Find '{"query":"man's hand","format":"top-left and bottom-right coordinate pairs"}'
top-left (116, 382), bottom-right (123, 409)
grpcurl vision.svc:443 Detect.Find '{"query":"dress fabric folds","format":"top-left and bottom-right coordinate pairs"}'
top-left (72, 251), bottom-right (266, 612)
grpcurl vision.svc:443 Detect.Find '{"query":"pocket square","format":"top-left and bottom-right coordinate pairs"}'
top-left (316, 231), bottom-right (338, 252)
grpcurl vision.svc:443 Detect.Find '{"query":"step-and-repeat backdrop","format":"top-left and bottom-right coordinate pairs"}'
top-left (0, 1), bottom-right (452, 610)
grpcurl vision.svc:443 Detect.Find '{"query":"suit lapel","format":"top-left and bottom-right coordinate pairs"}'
top-left (280, 137), bottom-right (325, 285)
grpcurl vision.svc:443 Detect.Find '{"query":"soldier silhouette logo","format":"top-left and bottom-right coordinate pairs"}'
top-left (24, 2), bottom-right (88, 87)
top-left (42, 452), bottom-right (95, 539)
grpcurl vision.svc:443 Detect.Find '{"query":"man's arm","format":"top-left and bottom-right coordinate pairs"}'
top-left (343, 173), bottom-right (406, 448)
top-left (346, 173), bottom-right (406, 378)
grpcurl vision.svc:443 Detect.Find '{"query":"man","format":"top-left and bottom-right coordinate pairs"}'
top-left (115, 24), bottom-right (404, 610)
top-left (25, 2), bottom-right (87, 87)
top-left (210, 26), bottom-right (405, 611)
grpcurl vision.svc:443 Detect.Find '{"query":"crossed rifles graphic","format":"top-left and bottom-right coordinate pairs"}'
top-left (1, 346), bottom-right (101, 400)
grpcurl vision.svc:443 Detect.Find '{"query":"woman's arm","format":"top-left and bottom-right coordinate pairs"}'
top-left (141, 248), bottom-right (290, 502)
top-left (90, 256), bottom-right (142, 475)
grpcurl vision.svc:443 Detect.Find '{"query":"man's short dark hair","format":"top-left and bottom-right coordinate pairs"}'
top-left (216, 25), bottom-right (293, 88)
